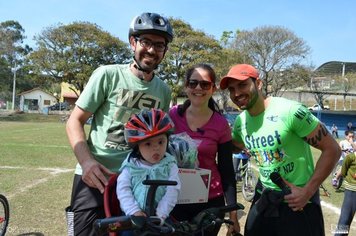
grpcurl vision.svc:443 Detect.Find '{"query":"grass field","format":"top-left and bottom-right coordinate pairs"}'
top-left (0, 113), bottom-right (76, 235)
top-left (0, 112), bottom-right (355, 235)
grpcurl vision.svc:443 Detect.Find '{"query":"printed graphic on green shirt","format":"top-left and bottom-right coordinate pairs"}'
top-left (105, 88), bottom-right (164, 150)
top-left (233, 97), bottom-right (319, 189)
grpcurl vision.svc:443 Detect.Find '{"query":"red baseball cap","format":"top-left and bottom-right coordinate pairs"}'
top-left (220, 64), bottom-right (259, 90)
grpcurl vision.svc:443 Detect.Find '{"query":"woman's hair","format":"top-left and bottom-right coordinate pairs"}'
top-left (177, 63), bottom-right (221, 116)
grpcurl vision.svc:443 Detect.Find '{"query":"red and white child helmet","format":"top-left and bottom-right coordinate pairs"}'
top-left (124, 109), bottom-right (174, 147)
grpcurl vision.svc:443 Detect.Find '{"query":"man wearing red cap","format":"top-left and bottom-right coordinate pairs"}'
top-left (220, 64), bottom-right (341, 236)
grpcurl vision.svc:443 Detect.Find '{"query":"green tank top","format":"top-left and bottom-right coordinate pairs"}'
top-left (232, 97), bottom-right (319, 190)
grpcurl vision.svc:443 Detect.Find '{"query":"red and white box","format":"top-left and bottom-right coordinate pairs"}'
top-left (177, 168), bottom-right (211, 204)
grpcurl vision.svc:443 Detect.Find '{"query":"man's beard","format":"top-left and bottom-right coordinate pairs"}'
top-left (134, 53), bottom-right (161, 73)
top-left (240, 83), bottom-right (259, 110)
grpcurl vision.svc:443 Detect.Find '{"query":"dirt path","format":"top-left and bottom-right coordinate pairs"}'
top-left (218, 188), bottom-right (356, 236)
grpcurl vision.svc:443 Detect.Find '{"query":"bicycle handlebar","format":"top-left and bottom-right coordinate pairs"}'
top-left (94, 203), bottom-right (244, 235)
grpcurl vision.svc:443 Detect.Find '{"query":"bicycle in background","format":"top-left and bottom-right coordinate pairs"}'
top-left (0, 194), bottom-right (9, 236)
top-left (233, 152), bottom-right (257, 202)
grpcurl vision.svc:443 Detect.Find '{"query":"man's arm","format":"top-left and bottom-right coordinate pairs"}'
top-left (66, 105), bottom-right (113, 193)
top-left (285, 123), bottom-right (341, 211)
top-left (232, 140), bottom-right (245, 153)
top-left (304, 123), bottom-right (341, 194)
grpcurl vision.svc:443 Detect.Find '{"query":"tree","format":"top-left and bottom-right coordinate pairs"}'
top-left (159, 18), bottom-right (223, 105)
top-left (231, 26), bottom-right (310, 96)
top-left (214, 30), bottom-right (249, 111)
top-left (333, 72), bottom-right (356, 110)
top-left (309, 76), bottom-right (330, 109)
top-left (273, 64), bottom-right (313, 96)
top-left (0, 20), bottom-right (31, 101)
top-left (28, 22), bottom-right (131, 95)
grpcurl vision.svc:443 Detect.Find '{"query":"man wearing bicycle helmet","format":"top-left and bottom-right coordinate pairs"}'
top-left (117, 109), bottom-right (180, 223)
top-left (66, 12), bottom-right (174, 235)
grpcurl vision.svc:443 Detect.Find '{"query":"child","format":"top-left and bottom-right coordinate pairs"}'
top-left (116, 108), bottom-right (181, 221)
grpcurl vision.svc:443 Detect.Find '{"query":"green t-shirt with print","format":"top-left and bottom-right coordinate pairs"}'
top-left (75, 64), bottom-right (171, 174)
top-left (232, 97), bottom-right (319, 190)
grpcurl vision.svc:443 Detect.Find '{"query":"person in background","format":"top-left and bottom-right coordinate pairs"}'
top-left (117, 109), bottom-right (180, 226)
top-left (65, 12), bottom-right (173, 235)
top-left (339, 130), bottom-right (356, 161)
top-left (334, 151), bottom-right (356, 236)
top-left (347, 122), bottom-right (354, 131)
top-left (220, 63), bottom-right (341, 236)
top-left (332, 124), bottom-right (339, 139)
top-left (169, 63), bottom-right (240, 236)
top-left (333, 130), bottom-right (356, 186)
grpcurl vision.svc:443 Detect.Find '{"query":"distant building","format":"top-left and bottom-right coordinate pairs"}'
top-left (60, 82), bottom-right (79, 106)
top-left (18, 88), bottom-right (56, 113)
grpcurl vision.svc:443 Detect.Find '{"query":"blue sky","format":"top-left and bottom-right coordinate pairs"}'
top-left (1, 0), bottom-right (355, 67)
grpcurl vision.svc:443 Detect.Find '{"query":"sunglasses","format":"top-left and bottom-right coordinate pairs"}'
top-left (187, 80), bottom-right (214, 90)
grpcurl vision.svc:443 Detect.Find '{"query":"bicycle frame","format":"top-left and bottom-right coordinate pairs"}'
top-left (236, 158), bottom-right (257, 202)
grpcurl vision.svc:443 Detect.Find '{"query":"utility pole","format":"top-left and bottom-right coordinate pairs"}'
top-left (11, 61), bottom-right (16, 110)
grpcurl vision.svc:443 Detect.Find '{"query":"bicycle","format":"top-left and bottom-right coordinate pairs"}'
top-left (94, 203), bottom-right (244, 236)
top-left (0, 194), bottom-right (9, 236)
top-left (234, 153), bottom-right (257, 202)
top-left (94, 175), bottom-right (244, 236)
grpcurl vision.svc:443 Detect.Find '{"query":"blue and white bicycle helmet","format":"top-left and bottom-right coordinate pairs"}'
top-left (129, 12), bottom-right (174, 43)
top-left (168, 135), bottom-right (197, 168)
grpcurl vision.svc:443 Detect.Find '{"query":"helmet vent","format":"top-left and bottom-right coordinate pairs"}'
top-left (154, 17), bottom-right (165, 26)
top-left (136, 18), bottom-right (143, 25)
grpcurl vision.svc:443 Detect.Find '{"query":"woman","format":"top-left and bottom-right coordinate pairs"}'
top-left (169, 63), bottom-right (240, 235)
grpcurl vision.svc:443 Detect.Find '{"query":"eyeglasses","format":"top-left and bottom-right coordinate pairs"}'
top-left (135, 37), bottom-right (167, 52)
top-left (187, 80), bottom-right (213, 90)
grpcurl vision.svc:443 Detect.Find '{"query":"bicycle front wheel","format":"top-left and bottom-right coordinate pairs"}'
top-left (0, 194), bottom-right (9, 236)
top-left (242, 171), bottom-right (257, 202)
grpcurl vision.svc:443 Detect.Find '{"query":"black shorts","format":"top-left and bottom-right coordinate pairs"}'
top-left (245, 182), bottom-right (325, 236)
top-left (245, 202), bottom-right (325, 236)
top-left (66, 174), bottom-right (105, 236)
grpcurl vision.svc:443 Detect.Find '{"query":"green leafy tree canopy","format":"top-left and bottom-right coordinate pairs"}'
top-left (28, 21), bottom-right (131, 94)
top-left (232, 25), bottom-right (311, 96)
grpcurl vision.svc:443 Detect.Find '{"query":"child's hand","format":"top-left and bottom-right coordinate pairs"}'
top-left (133, 211), bottom-right (147, 217)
